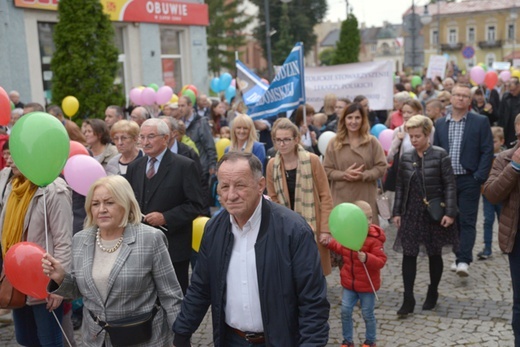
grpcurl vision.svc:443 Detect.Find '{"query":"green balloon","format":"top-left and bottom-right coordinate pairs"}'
top-left (411, 75), bottom-right (422, 88)
top-left (10, 112), bottom-right (70, 186)
top-left (182, 89), bottom-right (196, 105)
top-left (10, 101), bottom-right (14, 110)
top-left (329, 203), bottom-right (368, 251)
top-left (148, 83), bottom-right (159, 92)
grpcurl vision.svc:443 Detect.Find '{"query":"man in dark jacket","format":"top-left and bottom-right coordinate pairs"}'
top-left (173, 152), bottom-right (329, 347)
top-left (498, 77), bottom-right (520, 148)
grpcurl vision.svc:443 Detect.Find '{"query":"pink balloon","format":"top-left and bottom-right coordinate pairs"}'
top-left (261, 78), bottom-right (269, 85)
top-left (141, 87), bottom-right (156, 105)
top-left (64, 155), bottom-right (107, 196)
top-left (155, 86), bottom-right (174, 105)
top-left (231, 79), bottom-right (236, 87)
top-left (129, 88), bottom-right (142, 105)
top-left (499, 70), bottom-right (512, 82)
top-left (470, 66), bottom-right (486, 85)
top-left (378, 129), bottom-right (394, 152)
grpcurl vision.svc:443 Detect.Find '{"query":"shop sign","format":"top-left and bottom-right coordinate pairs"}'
top-left (14, 0), bottom-right (209, 26)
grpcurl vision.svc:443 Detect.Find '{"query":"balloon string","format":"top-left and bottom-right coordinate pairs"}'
top-left (43, 188), bottom-right (48, 252)
top-left (362, 262), bottom-right (379, 301)
top-left (52, 310), bottom-right (72, 347)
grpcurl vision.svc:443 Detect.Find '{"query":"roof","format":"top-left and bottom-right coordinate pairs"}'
top-left (403, 0), bottom-right (520, 17)
top-left (321, 29), bottom-right (340, 47)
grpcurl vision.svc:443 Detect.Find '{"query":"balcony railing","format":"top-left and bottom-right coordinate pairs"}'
top-left (478, 40), bottom-right (502, 49)
top-left (440, 42), bottom-right (463, 51)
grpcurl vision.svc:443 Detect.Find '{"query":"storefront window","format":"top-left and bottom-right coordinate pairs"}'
top-left (37, 22), bottom-right (56, 105)
top-left (160, 28), bottom-right (183, 91)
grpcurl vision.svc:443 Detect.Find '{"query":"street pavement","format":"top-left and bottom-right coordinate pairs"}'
top-left (0, 209), bottom-right (515, 346)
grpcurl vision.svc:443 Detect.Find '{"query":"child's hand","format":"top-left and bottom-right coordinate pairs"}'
top-left (358, 251), bottom-right (367, 263)
top-left (319, 233), bottom-right (331, 246)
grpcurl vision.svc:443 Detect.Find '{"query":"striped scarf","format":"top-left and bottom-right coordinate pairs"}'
top-left (273, 145), bottom-right (316, 230)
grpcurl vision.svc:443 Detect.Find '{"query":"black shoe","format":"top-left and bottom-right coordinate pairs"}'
top-left (422, 285), bottom-right (438, 310)
top-left (397, 295), bottom-right (415, 317)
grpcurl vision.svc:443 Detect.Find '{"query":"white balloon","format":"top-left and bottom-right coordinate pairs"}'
top-left (317, 131), bottom-right (336, 155)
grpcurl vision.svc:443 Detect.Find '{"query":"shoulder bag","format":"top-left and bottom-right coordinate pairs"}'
top-left (0, 268), bottom-right (26, 309)
top-left (376, 179), bottom-right (392, 221)
top-left (418, 158), bottom-right (445, 223)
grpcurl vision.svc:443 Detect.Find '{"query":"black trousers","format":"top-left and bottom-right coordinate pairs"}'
top-left (173, 259), bottom-right (190, 295)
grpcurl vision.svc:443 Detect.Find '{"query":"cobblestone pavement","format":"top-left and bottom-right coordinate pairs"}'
top-left (0, 211), bottom-right (515, 346)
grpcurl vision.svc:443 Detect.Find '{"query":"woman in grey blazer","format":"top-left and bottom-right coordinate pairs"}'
top-left (43, 175), bottom-right (183, 347)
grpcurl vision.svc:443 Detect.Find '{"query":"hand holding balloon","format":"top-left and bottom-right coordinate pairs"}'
top-left (358, 251), bottom-right (367, 263)
top-left (46, 294), bottom-right (63, 312)
top-left (42, 253), bottom-right (66, 286)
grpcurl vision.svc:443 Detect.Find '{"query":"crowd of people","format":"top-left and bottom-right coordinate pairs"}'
top-left (1, 64), bottom-right (520, 347)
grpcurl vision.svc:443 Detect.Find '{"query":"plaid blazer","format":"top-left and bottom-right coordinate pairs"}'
top-left (52, 223), bottom-right (183, 347)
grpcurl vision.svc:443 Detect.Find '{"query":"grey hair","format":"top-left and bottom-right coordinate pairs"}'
top-left (159, 116), bottom-right (180, 132)
top-left (141, 118), bottom-right (170, 136)
top-left (217, 152), bottom-right (263, 180)
top-left (394, 91), bottom-right (412, 103)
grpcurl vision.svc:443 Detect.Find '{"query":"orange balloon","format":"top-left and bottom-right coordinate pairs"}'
top-left (69, 140), bottom-right (89, 158)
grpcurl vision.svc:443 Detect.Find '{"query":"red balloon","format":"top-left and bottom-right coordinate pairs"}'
top-left (186, 84), bottom-right (198, 97)
top-left (0, 87), bottom-right (11, 126)
top-left (69, 140), bottom-right (89, 158)
top-left (4, 242), bottom-right (48, 299)
top-left (484, 71), bottom-right (499, 90)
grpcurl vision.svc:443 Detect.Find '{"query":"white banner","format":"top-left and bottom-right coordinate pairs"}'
top-left (426, 55), bottom-right (448, 80)
top-left (304, 61), bottom-right (394, 111)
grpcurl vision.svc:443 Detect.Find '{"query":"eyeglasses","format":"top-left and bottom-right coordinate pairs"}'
top-left (139, 134), bottom-right (165, 142)
top-left (452, 94), bottom-right (470, 99)
top-left (274, 138), bottom-right (294, 145)
top-left (112, 136), bottom-right (130, 143)
top-left (438, 99), bottom-right (447, 103)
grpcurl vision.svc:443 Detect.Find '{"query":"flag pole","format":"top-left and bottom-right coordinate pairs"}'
top-left (300, 42), bottom-right (307, 126)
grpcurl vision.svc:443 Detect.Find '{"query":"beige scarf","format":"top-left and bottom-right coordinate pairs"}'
top-left (273, 145), bottom-right (316, 230)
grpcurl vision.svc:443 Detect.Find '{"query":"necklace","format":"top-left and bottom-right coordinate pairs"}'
top-left (96, 229), bottom-right (124, 253)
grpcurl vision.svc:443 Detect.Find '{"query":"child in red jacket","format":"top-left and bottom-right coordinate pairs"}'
top-left (320, 200), bottom-right (387, 347)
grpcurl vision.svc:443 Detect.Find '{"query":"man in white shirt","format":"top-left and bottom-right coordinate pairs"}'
top-left (173, 152), bottom-right (329, 347)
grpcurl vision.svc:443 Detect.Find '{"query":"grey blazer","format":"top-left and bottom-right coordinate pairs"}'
top-left (51, 223), bottom-right (183, 347)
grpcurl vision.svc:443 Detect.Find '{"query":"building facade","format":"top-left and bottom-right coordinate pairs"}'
top-left (421, 0), bottom-right (519, 70)
top-left (0, 0), bottom-right (209, 107)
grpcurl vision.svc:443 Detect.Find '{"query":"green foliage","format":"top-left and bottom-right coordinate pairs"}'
top-left (251, 0), bottom-right (327, 65)
top-left (206, 0), bottom-right (253, 75)
top-left (319, 48), bottom-right (336, 66)
top-left (51, 0), bottom-right (122, 121)
top-left (332, 13), bottom-right (360, 65)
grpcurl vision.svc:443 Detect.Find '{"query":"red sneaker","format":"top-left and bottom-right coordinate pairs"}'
top-left (341, 341), bottom-right (355, 347)
top-left (362, 342), bottom-right (376, 347)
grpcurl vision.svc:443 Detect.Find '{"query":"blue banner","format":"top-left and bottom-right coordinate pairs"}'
top-left (236, 60), bottom-right (269, 106)
top-left (248, 42), bottom-right (305, 120)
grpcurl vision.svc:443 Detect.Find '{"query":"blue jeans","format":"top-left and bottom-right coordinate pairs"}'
top-left (509, 231), bottom-right (520, 347)
top-left (455, 175), bottom-right (482, 264)
top-left (341, 288), bottom-right (376, 344)
top-left (482, 195), bottom-right (502, 249)
top-left (13, 303), bottom-right (64, 347)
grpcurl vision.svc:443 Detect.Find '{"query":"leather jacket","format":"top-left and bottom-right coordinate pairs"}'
top-left (393, 145), bottom-right (457, 218)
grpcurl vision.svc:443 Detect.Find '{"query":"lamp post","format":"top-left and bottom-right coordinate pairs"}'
top-left (264, 0), bottom-right (292, 81)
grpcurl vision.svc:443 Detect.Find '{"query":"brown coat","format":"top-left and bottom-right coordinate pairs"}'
top-left (323, 135), bottom-right (387, 225)
top-left (483, 144), bottom-right (520, 253)
top-left (266, 153), bottom-right (332, 276)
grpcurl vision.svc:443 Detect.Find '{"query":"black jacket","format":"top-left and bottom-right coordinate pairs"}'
top-left (173, 198), bottom-right (330, 347)
top-left (393, 145), bottom-right (457, 218)
top-left (498, 92), bottom-right (520, 148)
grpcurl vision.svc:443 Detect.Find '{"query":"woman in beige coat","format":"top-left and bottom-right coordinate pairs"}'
top-left (266, 118), bottom-right (332, 275)
top-left (323, 102), bottom-right (387, 225)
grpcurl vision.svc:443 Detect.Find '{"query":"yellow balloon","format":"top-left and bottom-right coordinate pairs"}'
top-left (512, 69), bottom-right (520, 79)
top-left (192, 216), bottom-right (210, 252)
top-left (169, 94), bottom-right (179, 104)
top-left (215, 138), bottom-right (231, 161)
top-left (62, 96), bottom-right (79, 117)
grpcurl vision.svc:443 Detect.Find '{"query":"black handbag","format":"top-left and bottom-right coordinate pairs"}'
top-left (384, 149), bottom-right (400, 192)
top-left (90, 303), bottom-right (159, 347)
top-left (418, 159), bottom-right (445, 223)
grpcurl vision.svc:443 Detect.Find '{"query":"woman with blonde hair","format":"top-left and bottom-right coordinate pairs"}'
top-left (266, 118), bottom-right (332, 275)
top-left (227, 113), bottom-right (266, 169)
top-left (105, 120), bottom-right (143, 176)
top-left (323, 103), bottom-right (387, 225)
top-left (321, 93), bottom-right (338, 126)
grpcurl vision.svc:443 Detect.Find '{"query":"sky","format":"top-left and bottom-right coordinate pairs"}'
top-left (326, 0), bottom-right (423, 27)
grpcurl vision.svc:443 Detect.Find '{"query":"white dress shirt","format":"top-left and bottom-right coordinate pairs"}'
top-left (225, 200), bottom-right (264, 333)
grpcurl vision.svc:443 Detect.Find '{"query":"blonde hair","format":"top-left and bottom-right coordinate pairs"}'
top-left (84, 176), bottom-right (141, 228)
top-left (313, 113), bottom-right (327, 127)
top-left (230, 113), bottom-right (257, 153)
top-left (491, 126), bottom-right (504, 140)
top-left (110, 120), bottom-right (140, 140)
top-left (354, 200), bottom-right (372, 220)
top-left (323, 94), bottom-right (337, 115)
top-left (405, 115), bottom-right (433, 136)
